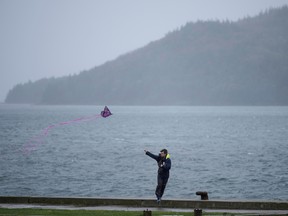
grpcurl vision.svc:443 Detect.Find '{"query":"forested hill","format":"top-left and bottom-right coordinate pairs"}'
top-left (5, 6), bottom-right (288, 105)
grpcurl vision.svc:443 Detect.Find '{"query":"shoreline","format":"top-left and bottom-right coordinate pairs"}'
top-left (0, 196), bottom-right (287, 210)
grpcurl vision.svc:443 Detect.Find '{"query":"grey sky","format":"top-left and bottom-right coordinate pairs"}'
top-left (1, 0), bottom-right (288, 102)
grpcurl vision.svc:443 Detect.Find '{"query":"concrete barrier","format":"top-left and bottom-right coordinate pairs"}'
top-left (0, 196), bottom-right (287, 210)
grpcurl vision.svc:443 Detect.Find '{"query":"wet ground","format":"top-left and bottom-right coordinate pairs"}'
top-left (1, 203), bottom-right (288, 215)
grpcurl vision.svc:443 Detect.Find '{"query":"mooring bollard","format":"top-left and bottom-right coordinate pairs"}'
top-left (143, 209), bottom-right (152, 216)
top-left (194, 208), bottom-right (202, 216)
top-left (196, 191), bottom-right (209, 200)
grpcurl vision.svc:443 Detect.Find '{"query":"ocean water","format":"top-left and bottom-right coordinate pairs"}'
top-left (0, 104), bottom-right (287, 201)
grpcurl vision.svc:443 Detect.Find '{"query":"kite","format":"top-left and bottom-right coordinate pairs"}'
top-left (22, 106), bottom-right (112, 155)
top-left (101, 106), bottom-right (112, 118)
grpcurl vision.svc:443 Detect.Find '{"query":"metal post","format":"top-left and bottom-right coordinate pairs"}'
top-left (143, 209), bottom-right (152, 216)
top-left (196, 191), bottom-right (209, 200)
top-left (194, 208), bottom-right (202, 216)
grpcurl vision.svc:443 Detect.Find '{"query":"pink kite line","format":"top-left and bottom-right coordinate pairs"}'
top-left (22, 106), bottom-right (112, 155)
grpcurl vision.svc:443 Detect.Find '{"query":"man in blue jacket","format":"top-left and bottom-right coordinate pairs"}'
top-left (144, 149), bottom-right (171, 203)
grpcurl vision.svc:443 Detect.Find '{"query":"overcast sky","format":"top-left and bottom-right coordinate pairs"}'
top-left (1, 0), bottom-right (288, 102)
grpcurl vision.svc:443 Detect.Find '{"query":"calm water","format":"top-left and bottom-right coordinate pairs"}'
top-left (0, 104), bottom-right (287, 201)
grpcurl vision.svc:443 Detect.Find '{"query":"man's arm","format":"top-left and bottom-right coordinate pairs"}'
top-left (144, 150), bottom-right (159, 161)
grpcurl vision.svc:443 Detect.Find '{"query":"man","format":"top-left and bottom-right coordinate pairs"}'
top-left (144, 149), bottom-right (171, 203)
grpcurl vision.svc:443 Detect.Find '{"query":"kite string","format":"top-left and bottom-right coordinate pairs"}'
top-left (22, 114), bottom-right (102, 155)
top-left (58, 114), bottom-right (101, 125)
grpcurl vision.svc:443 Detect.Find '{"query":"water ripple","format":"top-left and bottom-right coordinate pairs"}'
top-left (1, 105), bottom-right (288, 200)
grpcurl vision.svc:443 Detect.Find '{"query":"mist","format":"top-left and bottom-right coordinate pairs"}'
top-left (1, 0), bottom-right (288, 102)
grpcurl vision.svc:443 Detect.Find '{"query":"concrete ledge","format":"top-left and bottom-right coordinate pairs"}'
top-left (0, 196), bottom-right (287, 210)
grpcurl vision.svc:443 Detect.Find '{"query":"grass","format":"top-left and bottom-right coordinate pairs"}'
top-left (0, 208), bottom-right (244, 216)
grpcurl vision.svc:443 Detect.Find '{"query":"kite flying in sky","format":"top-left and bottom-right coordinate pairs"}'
top-left (101, 106), bottom-right (112, 118)
top-left (22, 106), bottom-right (112, 155)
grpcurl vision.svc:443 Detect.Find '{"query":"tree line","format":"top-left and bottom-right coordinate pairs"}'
top-left (5, 6), bottom-right (288, 105)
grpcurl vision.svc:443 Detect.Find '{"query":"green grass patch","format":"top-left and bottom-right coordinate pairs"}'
top-left (0, 208), bottom-right (246, 216)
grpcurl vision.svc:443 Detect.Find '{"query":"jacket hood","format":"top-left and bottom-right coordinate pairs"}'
top-left (166, 154), bottom-right (170, 159)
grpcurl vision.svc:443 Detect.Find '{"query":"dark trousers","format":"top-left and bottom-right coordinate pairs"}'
top-left (155, 175), bottom-right (169, 198)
